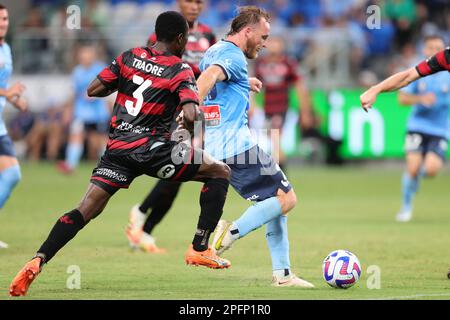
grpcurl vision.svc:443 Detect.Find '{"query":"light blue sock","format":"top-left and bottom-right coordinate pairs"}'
top-left (266, 215), bottom-right (290, 273)
top-left (401, 172), bottom-right (420, 212)
top-left (66, 143), bottom-right (83, 170)
top-left (233, 197), bottom-right (282, 238)
top-left (0, 164), bottom-right (21, 208)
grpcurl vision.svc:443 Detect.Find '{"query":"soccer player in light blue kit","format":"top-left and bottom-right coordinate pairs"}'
top-left (395, 35), bottom-right (450, 222)
top-left (0, 4), bottom-right (28, 248)
top-left (196, 6), bottom-right (314, 287)
top-left (57, 44), bottom-right (110, 174)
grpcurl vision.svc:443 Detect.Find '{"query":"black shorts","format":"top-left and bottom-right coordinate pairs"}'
top-left (224, 146), bottom-right (292, 201)
top-left (405, 131), bottom-right (448, 161)
top-left (90, 140), bottom-right (202, 195)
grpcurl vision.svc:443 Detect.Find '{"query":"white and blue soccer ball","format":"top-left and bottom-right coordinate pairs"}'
top-left (322, 250), bottom-right (362, 289)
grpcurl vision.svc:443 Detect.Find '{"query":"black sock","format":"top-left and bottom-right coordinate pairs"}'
top-left (139, 180), bottom-right (180, 212)
top-left (192, 178), bottom-right (229, 251)
top-left (142, 181), bottom-right (181, 234)
top-left (37, 209), bottom-right (86, 263)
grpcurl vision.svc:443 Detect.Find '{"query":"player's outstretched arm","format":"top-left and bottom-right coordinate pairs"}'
top-left (360, 67), bottom-right (420, 111)
top-left (87, 78), bottom-right (117, 97)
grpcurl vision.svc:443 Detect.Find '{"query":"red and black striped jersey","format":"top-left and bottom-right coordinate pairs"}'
top-left (416, 47), bottom-right (450, 77)
top-left (255, 55), bottom-right (300, 114)
top-left (97, 46), bottom-right (199, 155)
top-left (148, 22), bottom-right (216, 78)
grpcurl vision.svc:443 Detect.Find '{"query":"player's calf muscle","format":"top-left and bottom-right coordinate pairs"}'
top-left (278, 189), bottom-right (297, 214)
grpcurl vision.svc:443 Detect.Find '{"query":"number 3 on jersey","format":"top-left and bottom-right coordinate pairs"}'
top-left (125, 75), bottom-right (152, 116)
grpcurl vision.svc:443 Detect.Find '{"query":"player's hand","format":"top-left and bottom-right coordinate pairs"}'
top-left (176, 110), bottom-right (184, 128)
top-left (360, 87), bottom-right (378, 112)
top-left (6, 82), bottom-right (26, 102)
top-left (249, 77), bottom-right (262, 93)
top-left (419, 92), bottom-right (436, 107)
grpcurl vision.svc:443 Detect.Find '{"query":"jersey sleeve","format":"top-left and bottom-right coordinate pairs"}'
top-left (170, 64), bottom-right (199, 107)
top-left (415, 47), bottom-right (450, 77)
top-left (97, 53), bottom-right (124, 90)
top-left (210, 50), bottom-right (245, 82)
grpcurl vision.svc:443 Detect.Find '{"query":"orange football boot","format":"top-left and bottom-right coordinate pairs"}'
top-left (9, 257), bottom-right (42, 297)
top-left (185, 245), bottom-right (231, 269)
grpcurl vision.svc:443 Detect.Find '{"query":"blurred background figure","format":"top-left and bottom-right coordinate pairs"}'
top-left (57, 43), bottom-right (110, 175)
top-left (254, 36), bottom-right (313, 171)
top-left (395, 35), bottom-right (449, 222)
top-left (0, 4), bottom-right (28, 249)
top-left (25, 102), bottom-right (64, 162)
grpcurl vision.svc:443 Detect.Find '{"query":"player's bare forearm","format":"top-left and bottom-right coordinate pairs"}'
top-left (197, 65), bottom-right (226, 102)
top-left (360, 68), bottom-right (421, 111)
top-left (398, 91), bottom-right (436, 107)
top-left (87, 78), bottom-right (116, 97)
top-left (397, 92), bottom-right (421, 106)
top-left (372, 68), bottom-right (421, 94)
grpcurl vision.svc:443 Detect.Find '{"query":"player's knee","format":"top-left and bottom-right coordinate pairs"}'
top-left (425, 167), bottom-right (439, 178)
top-left (279, 190), bottom-right (297, 215)
top-left (215, 162), bottom-right (231, 180)
top-left (2, 164), bottom-right (21, 187)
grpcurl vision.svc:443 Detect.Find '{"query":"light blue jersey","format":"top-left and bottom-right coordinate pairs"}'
top-left (0, 42), bottom-right (13, 136)
top-left (72, 61), bottom-right (109, 123)
top-left (401, 68), bottom-right (450, 138)
top-left (199, 40), bottom-right (256, 160)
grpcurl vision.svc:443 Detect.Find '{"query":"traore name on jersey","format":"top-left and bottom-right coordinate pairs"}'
top-left (97, 46), bottom-right (199, 155)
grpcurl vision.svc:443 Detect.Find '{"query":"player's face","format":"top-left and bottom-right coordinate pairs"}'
top-left (174, 29), bottom-right (189, 57)
top-left (245, 18), bottom-right (270, 59)
top-left (178, 0), bottom-right (205, 24)
top-left (0, 9), bottom-right (9, 40)
top-left (423, 39), bottom-right (445, 58)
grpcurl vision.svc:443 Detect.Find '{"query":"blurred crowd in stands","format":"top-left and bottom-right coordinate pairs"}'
top-left (3, 0), bottom-right (450, 164)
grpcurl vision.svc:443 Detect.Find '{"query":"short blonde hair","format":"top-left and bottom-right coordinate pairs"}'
top-left (227, 6), bottom-right (270, 36)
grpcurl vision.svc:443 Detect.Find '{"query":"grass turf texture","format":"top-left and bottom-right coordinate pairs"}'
top-left (1, 162), bottom-right (450, 300)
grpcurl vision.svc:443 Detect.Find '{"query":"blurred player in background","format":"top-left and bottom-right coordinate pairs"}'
top-left (0, 4), bottom-right (28, 249)
top-left (360, 42), bottom-right (449, 223)
top-left (10, 11), bottom-right (231, 297)
top-left (197, 6), bottom-right (313, 287)
top-left (57, 43), bottom-right (110, 175)
top-left (360, 44), bottom-right (450, 278)
top-left (254, 36), bottom-right (313, 170)
top-left (395, 36), bottom-right (449, 222)
top-left (127, 0), bottom-right (216, 253)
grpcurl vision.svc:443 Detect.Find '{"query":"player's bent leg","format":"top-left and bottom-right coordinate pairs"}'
top-left (423, 152), bottom-right (443, 178)
top-left (0, 157), bottom-right (21, 209)
top-left (57, 128), bottom-right (84, 175)
top-left (397, 152), bottom-right (424, 222)
top-left (9, 183), bottom-right (112, 296)
top-left (277, 188), bottom-right (297, 215)
top-left (133, 180), bottom-right (182, 253)
top-left (184, 152), bottom-right (231, 269)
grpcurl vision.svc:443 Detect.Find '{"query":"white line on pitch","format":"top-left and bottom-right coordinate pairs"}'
top-left (368, 293), bottom-right (450, 300)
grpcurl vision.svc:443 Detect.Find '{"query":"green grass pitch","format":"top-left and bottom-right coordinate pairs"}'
top-left (1, 162), bottom-right (450, 300)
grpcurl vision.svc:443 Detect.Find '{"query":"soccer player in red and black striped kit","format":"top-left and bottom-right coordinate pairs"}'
top-left (360, 46), bottom-right (450, 278)
top-left (254, 36), bottom-right (312, 171)
top-left (127, 0), bottom-right (217, 253)
top-left (9, 11), bottom-right (231, 297)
